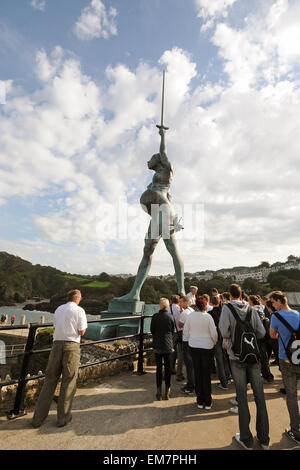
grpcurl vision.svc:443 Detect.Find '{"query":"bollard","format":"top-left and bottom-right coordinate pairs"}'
top-left (40, 315), bottom-right (45, 324)
top-left (20, 315), bottom-right (26, 325)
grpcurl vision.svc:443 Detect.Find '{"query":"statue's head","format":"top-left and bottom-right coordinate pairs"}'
top-left (147, 153), bottom-right (162, 170)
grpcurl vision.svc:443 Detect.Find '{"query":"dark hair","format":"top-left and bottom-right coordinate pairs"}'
top-left (202, 294), bottom-right (210, 302)
top-left (269, 291), bottom-right (288, 305)
top-left (222, 292), bottom-right (230, 301)
top-left (212, 288), bottom-right (218, 294)
top-left (229, 284), bottom-right (242, 299)
top-left (211, 295), bottom-right (220, 306)
top-left (196, 297), bottom-right (206, 311)
top-left (171, 295), bottom-right (180, 304)
top-left (266, 300), bottom-right (276, 312)
top-left (242, 290), bottom-right (249, 302)
top-left (249, 295), bottom-right (260, 306)
top-left (180, 295), bottom-right (189, 303)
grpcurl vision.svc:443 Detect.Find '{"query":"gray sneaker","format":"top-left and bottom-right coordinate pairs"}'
top-left (234, 434), bottom-right (253, 450)
top-left (285, 428), bottom-right (300, 445)
top-left (256, 438), bottom-right (270, 450)
top-left (217, 383), bottom-right (229, 390)
top-left (229, 398), bottom-right (238, 406)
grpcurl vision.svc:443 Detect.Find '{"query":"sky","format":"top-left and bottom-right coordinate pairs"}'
top-left (0, 0), bottom-right (300, 276)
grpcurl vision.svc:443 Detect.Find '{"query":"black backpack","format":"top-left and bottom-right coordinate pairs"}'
top-left (274, 312), bottom-right (300, 366)
top-left (227, 303), bottom-right (260, 364)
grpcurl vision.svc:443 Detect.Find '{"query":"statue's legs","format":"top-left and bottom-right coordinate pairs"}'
top-left (115, 203), bottom-right (185, 301)
top-left (163, 234), bottom-right (185, 295)
top-left (115, 222), bottom-right (161, 301)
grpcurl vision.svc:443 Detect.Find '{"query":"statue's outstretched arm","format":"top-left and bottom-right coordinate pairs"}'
top-left (159, 128), bottom-right (172, 170)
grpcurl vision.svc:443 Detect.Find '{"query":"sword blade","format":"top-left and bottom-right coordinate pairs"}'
top-left (161, 70), bottom-right (165, 128)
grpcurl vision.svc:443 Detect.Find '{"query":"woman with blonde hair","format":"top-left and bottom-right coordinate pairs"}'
top-left (150, 297), bottom-right (175, 400)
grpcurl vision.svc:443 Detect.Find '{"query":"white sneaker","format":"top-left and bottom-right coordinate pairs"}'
top-left (234, 433), bottom-right (253, 450)
top-left (230, 406), bottom-right (239, 414)
top-left (197, 404), bottom-right (204, 409)
top-left (229, 398), bottom-right (238, 406)
top-left (204, 405), bottom-right (212, 410)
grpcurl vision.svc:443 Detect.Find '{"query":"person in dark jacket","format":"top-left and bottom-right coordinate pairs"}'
top-left (150, 297), bottom-right (175, 401)
top-left (210, 295), bottom-right (231, 389)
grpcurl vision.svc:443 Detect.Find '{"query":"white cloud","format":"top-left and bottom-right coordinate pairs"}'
top-left (74, 0), bottom-right (118, 41)
top-left (2, 1), bottom-right (300, 275)
top-left (212, 0), bottom-right (300, 91)
top-left (30, 0), bottom-right (46, 12)
top-left (195, 0), bottom-right (238, 31)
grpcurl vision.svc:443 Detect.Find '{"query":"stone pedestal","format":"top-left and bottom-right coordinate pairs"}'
top-left (107, 299), bottom-right (145, 315)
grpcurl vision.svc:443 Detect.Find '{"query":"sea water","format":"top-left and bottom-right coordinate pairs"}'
top-left (0, 305), bottom-right (100, 325)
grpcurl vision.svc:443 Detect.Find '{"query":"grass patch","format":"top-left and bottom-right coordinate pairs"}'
top-left (83, 281), bottom-right (110, 288)
top-left (64, 275), bottom-right (89, 283)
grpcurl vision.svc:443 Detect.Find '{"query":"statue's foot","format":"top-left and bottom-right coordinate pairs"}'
top-left (114, 292), bottom-right (140, 302)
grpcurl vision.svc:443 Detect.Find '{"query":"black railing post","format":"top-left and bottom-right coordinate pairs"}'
top-left (137, 316), bottom-right (146, 375)
top-left (7, 324), bottom-right (37, 420)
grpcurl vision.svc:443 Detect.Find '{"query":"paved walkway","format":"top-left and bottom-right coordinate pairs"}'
top-left (0, 365), bottom-right (299, 450)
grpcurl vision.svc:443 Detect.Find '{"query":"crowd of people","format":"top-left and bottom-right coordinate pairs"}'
top-left (27, 285), bottom-right (300, 449)
top-left (150, 284), bottom-right (300, 450)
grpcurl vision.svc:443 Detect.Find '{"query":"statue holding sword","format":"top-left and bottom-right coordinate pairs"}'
top-left (116, 71), bottom-right (185, 301)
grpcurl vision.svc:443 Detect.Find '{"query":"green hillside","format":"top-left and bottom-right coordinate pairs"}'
top-left (2, 251), bottom-right (299, 313)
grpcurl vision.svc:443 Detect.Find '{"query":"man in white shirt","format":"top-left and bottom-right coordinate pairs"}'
top-left (32, 289), bottom-right (87, 428)
top-left (178, 296), bottom-right (195, 394)
top-left (187, 286), bottom-right (198, 307)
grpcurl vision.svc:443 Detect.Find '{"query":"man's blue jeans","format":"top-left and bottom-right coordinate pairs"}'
top-left (230, 360), bottom-right (270, 446)
top-left (182, 341), bottom-right (194, 391)
top-left (280, 360), bottom-right (300, 439)
top-left (215, 341), bottom-right (231, 387)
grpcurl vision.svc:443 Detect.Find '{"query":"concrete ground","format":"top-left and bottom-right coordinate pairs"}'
top-left (0, 364), bottom-right (299, 451)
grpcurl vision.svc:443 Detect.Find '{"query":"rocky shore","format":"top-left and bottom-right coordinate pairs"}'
top-left (23, 297), bottom-right (104, 316)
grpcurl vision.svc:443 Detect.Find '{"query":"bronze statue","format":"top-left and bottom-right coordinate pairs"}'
top-left (116, 72), bottom-right (185, 301)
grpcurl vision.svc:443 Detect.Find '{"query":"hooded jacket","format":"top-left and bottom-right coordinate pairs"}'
top-left (219, 300), bottom-right (266, 361)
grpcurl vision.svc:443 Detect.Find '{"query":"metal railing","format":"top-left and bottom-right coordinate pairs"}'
top-left (5, 344), bottom-right (26, 357)
top-left (0, 315), bottom-right (153, 420)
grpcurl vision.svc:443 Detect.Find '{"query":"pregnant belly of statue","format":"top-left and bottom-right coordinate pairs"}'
top-left (140, 189), bottom-right (169, 215)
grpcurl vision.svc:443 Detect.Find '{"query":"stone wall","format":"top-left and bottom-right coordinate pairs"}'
top-left (0, 339), bottom-right (154, 416)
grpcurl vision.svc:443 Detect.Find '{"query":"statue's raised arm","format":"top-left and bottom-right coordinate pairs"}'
top-left (158, 127), bottom-right (172, 171)
top-left (156, 70), bottom-right (172, 171)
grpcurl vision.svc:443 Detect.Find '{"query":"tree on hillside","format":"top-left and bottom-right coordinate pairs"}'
top-left (242, 278), bottom-right (263, 295)
top-left (267, 273), bottom-right (287, 290)
top-left (282, 279), bottom-right (300, 292)
top-left (98, 272), bottom-right (111, 282)
top-left (258, 261), bottom-right (270, 268)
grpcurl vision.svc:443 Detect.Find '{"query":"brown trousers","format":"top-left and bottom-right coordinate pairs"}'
top-left (32, 341), bottom-right (80, 426)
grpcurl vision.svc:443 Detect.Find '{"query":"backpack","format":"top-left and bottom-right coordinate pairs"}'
top-left (227, 303), bottom-right (260, 364)
top-left (274, 312), bottom-right (300, 366)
